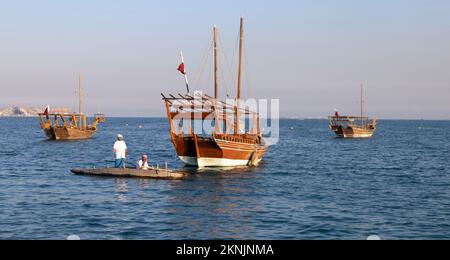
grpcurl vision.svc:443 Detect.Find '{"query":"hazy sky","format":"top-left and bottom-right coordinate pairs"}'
top-left (0, 0), bottom-right (449, 119)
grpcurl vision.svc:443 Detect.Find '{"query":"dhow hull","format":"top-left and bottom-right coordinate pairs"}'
top-left (44, 127), bottom-right (96, 140)
top-left (172, 135), bottom-right (267, 168)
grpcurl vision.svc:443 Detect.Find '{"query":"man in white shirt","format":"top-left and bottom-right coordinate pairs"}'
top-left (113, 134), bottom-right (127, 168)
top-left (137, 154), bottom-right (150, 170)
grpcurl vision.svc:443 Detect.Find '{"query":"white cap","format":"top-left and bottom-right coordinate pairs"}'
top-left (117, 134), bottom-right (123, 139)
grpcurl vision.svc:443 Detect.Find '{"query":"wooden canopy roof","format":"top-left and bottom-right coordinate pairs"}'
top-left (161, 93), bottom-right (258, 116)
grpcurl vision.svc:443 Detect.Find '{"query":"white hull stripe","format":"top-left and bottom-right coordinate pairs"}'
top-left (179, 156), bottom-right (261, 168)
top-left (342, 134), bottom-right (373, 138)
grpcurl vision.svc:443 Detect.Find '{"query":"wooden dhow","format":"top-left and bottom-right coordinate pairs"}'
top-left (329, 84), bottom-right (377, 138)
top-left (39, 75), bottom-right (105, 140)
top-left (162, 17), bottom-right (268, 168)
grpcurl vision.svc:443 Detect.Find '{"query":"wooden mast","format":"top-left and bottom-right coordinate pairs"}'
top-left (79, 74), bottom-right (86, 129)
top-left (214, 26), bottom-right (219, 99)
top-left (360, 83), bottom-right (364, 127)
top-left (213, 26), bottom-right (221, 133)
top-left (79, 74), bottom-right (84, 115)
top-left (235, 17), bottom-right (244, 134)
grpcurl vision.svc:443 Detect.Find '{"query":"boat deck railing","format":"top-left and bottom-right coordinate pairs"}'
top-left (213, 133), bottom-right (259, 144)
top-left (39, 113), bottom-right (85, 117)
top-left (329, 116), bottom-right (369, 121)
top-left (177, 133), bottom-right (260, 145)
top-left (39, 113), bottom-right (105, 130)
top-left (329, 116), bottom-right (376, 129)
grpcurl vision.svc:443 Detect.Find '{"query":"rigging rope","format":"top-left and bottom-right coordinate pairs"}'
top-left (206, 52), bottom-right (213, 94)
top-left (188, 25), bottom-right (254, 101)
top-left (228, 31), bottom-right (240, 99)
top-left (219, 58), bottom-right (230, 99)
top-left (193, 32), bottom-right (214, 93)
top-left (70, 77), bottom-right (78, 113)
top-left (218, 36), bottom-right (234, 98)
top-left (244, 42), bottom-right (254, 99)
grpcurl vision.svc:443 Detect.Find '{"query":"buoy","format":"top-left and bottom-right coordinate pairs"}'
top-left (67, 235), bottom-right (81, 240)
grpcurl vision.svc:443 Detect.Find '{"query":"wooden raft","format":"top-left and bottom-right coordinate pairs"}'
top-left (71, 168), bottom-right (188, 180)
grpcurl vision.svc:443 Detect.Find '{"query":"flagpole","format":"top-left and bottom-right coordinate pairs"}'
top-left (180, 51), bottom-right (190, 93)
top-left (45, 105), bottom-right (50, 121)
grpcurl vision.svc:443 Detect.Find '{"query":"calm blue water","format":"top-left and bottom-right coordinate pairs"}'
top-left (0, 118), bottom-right (449, 240)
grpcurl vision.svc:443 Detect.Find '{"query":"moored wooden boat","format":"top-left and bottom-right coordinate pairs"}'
top-left (71, 167), bottom-right (188, 180)
top-left (329, 84), bottom-right (377, 138)
top-left (162, 17), bottom-right (268, 168)
top-left (39, 113), bottom-right (105, 140)
top-left (39, 75), bottom-right (105, 140)
top-left (329, 116), bottom-right (376, 138)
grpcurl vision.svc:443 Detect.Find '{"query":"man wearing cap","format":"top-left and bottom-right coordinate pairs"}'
top-left (113, 134), bottom-right (127, 168)
top-left (136, 154), bottom-right (150, 170)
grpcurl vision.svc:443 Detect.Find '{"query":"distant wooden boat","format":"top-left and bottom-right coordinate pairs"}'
top-left (71, 168), bottom-right (188, 180)
top-left (39, 112), bottom-right (105, 140)
top-left (38, 75), bottom-right (105, 140)
top-left (162, 17), bottom-right (268, 168)
top-left (329, 84), bottom-right (377, 138)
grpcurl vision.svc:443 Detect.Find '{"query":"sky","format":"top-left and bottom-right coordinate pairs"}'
top-left (0, 0), bottom-right (449, 119)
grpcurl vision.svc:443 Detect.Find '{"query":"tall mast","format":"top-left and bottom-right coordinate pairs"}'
top-left (235, 17), bottom-right (244, 134)
top-left (79, 74), bottom-right (84, 115)
top-left (360, 83), bottom-right (364, 125)
top-left (214, 26), bottom-right (219, 99)
top-left (237, 17), bottom-right (244, 101)
top-left (361, 83), bottom-right (364, 118)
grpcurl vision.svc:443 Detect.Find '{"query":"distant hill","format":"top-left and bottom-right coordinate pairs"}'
top-left (0, 107), bottom-right (71, 117)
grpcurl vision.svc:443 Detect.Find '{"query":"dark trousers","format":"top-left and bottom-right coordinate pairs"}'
top-left (115, 158), bottom-right (126, 168)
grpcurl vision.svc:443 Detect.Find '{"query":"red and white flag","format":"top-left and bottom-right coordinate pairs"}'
top-left (178, 51), bottom-right (190, 93)
top-left (43, 105), bottom-right (50, 119)
top-left (177, 62), bottom-right (186, 75)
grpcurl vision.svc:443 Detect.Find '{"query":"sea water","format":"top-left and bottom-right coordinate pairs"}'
top-left (0, 118), bottom-right (449, 239)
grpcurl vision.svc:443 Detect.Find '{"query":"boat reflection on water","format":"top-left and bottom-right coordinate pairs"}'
top-left (115, 179), bottom-right (129, 203)
top-left (108, 164), bottom-right (266, 239)
top-left (162, 168), bottom-right (265, 239)
top-left (185, 164), bottom-right (261, 175)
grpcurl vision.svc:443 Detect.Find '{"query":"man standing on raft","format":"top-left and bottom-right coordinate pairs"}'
top-left (113, 134), bottom-right (127, 168)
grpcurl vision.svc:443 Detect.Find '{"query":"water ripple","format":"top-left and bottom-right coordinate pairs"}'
top-left (0, 118), bottom-right (449, 239)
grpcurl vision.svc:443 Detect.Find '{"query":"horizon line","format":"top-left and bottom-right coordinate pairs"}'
top-left (1, 115), bottom-right (450, 121)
